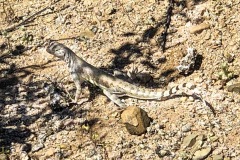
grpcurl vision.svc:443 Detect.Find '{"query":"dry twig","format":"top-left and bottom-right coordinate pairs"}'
top-left (0, 0), bottom-right (61, 35)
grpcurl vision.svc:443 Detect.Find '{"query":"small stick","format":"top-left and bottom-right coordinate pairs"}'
top-left (0, 0), bottom-right (61, 35)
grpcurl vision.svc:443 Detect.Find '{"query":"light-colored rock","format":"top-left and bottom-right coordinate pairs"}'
top-left (210, 136), bottom-right (219, 142)
top-left (20, 152), bottom-right (30, 160)
top-left (182, 123), bottom-right (192, 132)
top-left (105, 6), bottom-right (116, 15)
top-left (159, 150), bottom-right (168, 157)
top-left (0, 154), bottom-right (8, 160)
top-left (45, 148), bottom-right (55, 157)
top-left (192, 147), bottom-right (212, 160)
top-left (121, 106), bottom-right (151, 135)
top-left (182, 134), bottom-right (198, 148)
top-left (125, 5), bottom-right (133, 12)
top-left (79, 29), bottom-right (95, 39)
top-left (189, 23), bottom-right (210, 34)
top-left (212, 154), bottom-right (223, 160)
top-left (227, 83), bottom-right (240, 93)
top-left (32, 143), bottom-right (44, 152)
top-left (156, 147), bottom-right (170, 158)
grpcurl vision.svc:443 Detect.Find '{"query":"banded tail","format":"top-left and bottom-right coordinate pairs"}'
top-left (120, 82), bottom-right (196, 100)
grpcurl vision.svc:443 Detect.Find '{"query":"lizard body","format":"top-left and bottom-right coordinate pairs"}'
top-left (46, 41), bottom-right (201, 108)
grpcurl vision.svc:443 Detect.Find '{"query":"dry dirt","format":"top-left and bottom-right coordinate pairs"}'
top-left (0, 0), bottom-right (239, 160)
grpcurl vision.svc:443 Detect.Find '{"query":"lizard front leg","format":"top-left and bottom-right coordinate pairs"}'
top-left (71, 72), bottom-right (84, 103)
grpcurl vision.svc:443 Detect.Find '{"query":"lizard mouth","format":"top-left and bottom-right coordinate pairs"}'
top-left (46, 40), bottom-right (57, 54)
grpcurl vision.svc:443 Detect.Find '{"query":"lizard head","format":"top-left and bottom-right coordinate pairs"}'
top-left (46, 41), bottom-right (66, 59)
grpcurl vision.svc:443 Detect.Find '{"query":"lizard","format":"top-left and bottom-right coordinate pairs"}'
top-left (46, 41), bottom-right (214, 113)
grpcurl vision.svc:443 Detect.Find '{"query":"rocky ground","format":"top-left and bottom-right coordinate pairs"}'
top-left (0, 0), bottom-right (239, 159)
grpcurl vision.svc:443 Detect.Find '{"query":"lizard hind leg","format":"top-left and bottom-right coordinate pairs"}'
top-left (103, 90), bottom-right (126, 108)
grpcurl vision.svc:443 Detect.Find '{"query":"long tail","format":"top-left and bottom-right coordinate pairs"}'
top-left (123, 82), bottom-right (215, 115)
top-left (122, 82), bottom-right (196, 100)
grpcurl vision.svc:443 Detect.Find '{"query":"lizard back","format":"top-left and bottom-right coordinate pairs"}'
top-left (78, 59), bottom-right (195, 100)
top-left (47, 41), bottom-right (197, 101)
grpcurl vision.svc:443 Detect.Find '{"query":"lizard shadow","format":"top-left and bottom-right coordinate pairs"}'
top-left (0, 45), bottom-right (89, 156)
top-left (108, 0), bottom-right (175, 70)
top-left (172, 94), bottom-right (215, 115)
top-left (109, 43), bottom-right (143, 70)
top-left (134, 94), bottom-right (215, 116)
top-left (0, 79), bottom-right (90, 155)
top-left (107, 0), bottom-right (204, 89)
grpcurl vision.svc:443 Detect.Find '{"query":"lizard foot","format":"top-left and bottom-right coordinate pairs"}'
top-left (70, 97), bottom-right (89, 105)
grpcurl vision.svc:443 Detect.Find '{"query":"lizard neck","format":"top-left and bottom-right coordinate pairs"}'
top-left (64, 50), bottom-right (85, 72)
top-left (64, 51), bottom-right (77, 69)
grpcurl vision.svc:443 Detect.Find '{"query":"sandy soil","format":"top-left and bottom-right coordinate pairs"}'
top-left (0, 0), bottom-right (239, 159)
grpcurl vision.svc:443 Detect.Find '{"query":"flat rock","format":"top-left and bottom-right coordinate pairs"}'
top-left (0, 154), bottom-right (8, 160)
top-left (192, 147), bottom-right (212, 160)
top-left (182, 134), bottom-right (198, 148)
top-left (227, 83), bottom-right (240, 93)
top-left (121, 106), bottom-right (151, 135)
top-left (189, 23), bottom-right (210, 34)
top-left (212, 154), bottom-right (223, 160)
top-left (45, 148), bottom-right (55, 157)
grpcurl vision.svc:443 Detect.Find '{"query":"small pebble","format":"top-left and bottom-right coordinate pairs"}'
top-left (125, 5), bottom-right (133, 12)
top-left (212, 154), bottom-right (223, 160)
top-left (182, 123), bottom-right (192, 132)
top-left (189, 23), bottom-right (210, 34)
top-left (193, 147), bottom-right (212, 160)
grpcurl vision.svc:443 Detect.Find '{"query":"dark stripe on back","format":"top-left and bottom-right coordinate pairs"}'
top-left (169, 88), bottom-right (173, 94)
top-left (182, 83), bottom-right (187, 87)
top-left (176, 85), bottom-right (179, 90)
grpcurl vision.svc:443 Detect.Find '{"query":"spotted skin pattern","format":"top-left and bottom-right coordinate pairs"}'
top-left (46, 41), bottom-right (209, 111)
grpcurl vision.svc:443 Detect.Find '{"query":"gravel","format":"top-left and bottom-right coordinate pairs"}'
top-left (0, 0), bottom-right (239, 159)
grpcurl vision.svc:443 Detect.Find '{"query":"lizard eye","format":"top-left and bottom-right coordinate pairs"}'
top-left (49, 41), bottom-right (56, 46)
top-left (49, 41), bottom-right (58, 48)
top-left (55, 48), bottom-right (65, 57)
top-left (46, 41), bottom-right (57, 52)
top-left (46, 41), bottom-right (65, 58)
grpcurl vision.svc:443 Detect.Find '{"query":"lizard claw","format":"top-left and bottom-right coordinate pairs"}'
top-left (71, 98), bottom-right (89, 105)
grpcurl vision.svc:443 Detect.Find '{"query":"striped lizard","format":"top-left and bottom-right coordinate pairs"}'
top-left (46, 41), bottom-right (214, 113)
